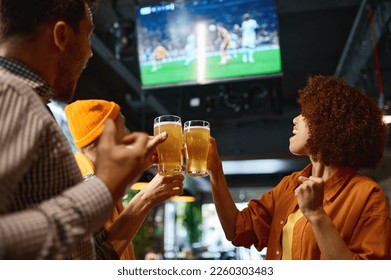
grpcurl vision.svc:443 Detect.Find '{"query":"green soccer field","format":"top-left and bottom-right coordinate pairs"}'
top-left (140, 49), bottom-right (282, 86)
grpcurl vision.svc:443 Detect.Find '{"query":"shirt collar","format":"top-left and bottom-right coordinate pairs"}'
top-left (0, 56), bottom-right (54, 103)
top-left (299, 164), bottom-right (356, 201)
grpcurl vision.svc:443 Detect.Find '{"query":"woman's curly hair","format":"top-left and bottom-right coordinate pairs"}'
top-left (298, 75), bottom-right (388, 170)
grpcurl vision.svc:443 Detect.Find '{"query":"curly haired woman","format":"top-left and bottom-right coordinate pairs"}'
top-left (208, 75), bottom-right (391, 259)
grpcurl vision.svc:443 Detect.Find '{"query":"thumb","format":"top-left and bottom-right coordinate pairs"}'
top-left (148, 132), bottom-right (168, 149)
top-left (99, 119), bottom-right (117, 148)
top-left (298, 176), bottom-right (308, 183)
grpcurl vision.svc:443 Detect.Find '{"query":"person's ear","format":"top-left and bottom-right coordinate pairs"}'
top-left (52, 21), bottom-right (70, 51)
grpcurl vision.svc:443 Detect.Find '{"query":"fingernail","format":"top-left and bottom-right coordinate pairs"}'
top-left (161, 131), bottom-right (168, 138)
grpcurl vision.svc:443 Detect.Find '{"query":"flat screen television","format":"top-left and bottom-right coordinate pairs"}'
top-left (135, 0), bottom-right (282, 89)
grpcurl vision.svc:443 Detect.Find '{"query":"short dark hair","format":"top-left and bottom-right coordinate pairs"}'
top-left (298, 75), bottom-right (387, 170)
top-left (0, 0), bottom-right (98, 41)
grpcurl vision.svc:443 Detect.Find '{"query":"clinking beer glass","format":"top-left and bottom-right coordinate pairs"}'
top-left (184, 120), bottom-right (210, 177)
top-left (154, 115), bottom-right (183, 175)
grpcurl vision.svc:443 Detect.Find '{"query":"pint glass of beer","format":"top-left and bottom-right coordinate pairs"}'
top-left (154, 115), bottom-right (183, 175)
top-left (184, 120), bottom-right (210, 177)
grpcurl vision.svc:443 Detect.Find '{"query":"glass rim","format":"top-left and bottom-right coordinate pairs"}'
top-left (154, 115), bottom-right (181, 123)
top-left (184, 120), bottom-right (210, 127)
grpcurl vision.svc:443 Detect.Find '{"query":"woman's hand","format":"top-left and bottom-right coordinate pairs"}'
top-left (141, 173), bottom-right (184, 206)
top-left (295, 175), bottom-right (325, 221)
top-left (294, 164), bottom-right (354, 259)
top-left (207, 137), bottom-right (223, 175)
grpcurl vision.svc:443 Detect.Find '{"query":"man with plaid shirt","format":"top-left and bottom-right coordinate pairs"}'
top-left (0, 0), bottom-right (163, 259)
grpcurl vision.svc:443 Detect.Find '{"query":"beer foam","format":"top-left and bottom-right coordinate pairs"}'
top-left (154, 121), bottom-right (181, 128)
top-left (184, 126), bottom-right (210, 131)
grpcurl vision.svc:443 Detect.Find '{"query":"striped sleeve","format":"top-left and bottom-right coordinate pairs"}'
top-left (0, 177), bottom-right (113, 259)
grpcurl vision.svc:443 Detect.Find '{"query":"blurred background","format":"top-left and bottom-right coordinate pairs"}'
top-left (53, 0), bottom-right (391, 259)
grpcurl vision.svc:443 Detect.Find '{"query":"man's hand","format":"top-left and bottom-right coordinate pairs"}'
top-left (139, 132), bottom-right (168, 171)
top-left (95, 119), bottom-right (150, 202)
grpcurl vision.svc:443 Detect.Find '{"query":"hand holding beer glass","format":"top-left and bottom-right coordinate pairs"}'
top-left (154, 115), bottom-right (183, 175)
top-left (184, 120), bottom-right (210, 177)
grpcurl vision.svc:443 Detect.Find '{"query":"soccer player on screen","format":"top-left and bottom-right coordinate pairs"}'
top-left (151, 45), bottom-right (167, 72)
top-left (209, 23), bottom-right (232, 65)
top-left (241, 13), bottom-right (259, 63)
top-left (228, 25), bottom-right (240, 59)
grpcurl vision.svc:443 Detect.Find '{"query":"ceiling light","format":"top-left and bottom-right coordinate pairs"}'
top-left (190, 97), bottom-right (201, 107)
top-left (221, 158), bottom-right (308, 175)
top-left (130, 182), bottom-right (148, 190)
top-left (170, 189), bottom-right (196, 202)
top-left (383, 115), bottom-right (391, 124)
top-left (381, 103), bottom-right (391, 124)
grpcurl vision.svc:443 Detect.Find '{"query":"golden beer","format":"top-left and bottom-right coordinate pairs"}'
top-left (184, 120), bottom-right (210, 177)
top-left (154, 116), bottom-right (183, 175)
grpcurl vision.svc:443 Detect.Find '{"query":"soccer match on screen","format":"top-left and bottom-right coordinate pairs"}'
top-left (135, 0), bottom-right (282, 88)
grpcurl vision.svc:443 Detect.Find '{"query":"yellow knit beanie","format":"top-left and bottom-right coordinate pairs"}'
top-left (65, 99), bottom-right (120, 148)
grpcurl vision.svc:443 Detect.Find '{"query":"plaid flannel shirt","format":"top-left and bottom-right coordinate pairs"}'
top-left (0, 56), bottom-right (114, 259)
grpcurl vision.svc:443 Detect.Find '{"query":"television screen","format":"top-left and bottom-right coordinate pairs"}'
top-left (135, 0), bottom-right (282, 89)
